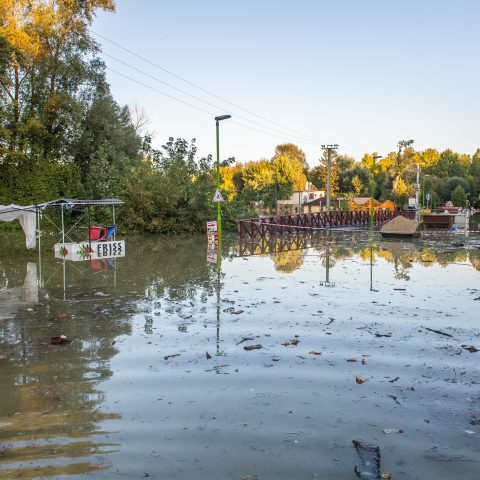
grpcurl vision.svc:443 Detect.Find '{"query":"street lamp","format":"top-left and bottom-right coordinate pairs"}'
top-left (422, 174), bottom-right (431, 211)
top-left (370, 155), bottom-right (382, 226)
top-left (215, 114), bottom-right (231, 242)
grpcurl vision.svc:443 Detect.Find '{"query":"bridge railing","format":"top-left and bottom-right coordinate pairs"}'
top-left (236, 210), bottom-right (415, 238)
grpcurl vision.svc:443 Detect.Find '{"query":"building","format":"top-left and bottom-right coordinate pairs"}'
top-left (277, 182), bottom-right (325, 214)
top-left (302, 197), bottom-right (345, 213)
top-left (303, 197), bottom-right (395, 213)
top-left (348, 197), bottom-right (395, 212)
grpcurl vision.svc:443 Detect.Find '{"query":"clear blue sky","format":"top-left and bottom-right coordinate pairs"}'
top-left (93, 0), bottom-right (480, 166)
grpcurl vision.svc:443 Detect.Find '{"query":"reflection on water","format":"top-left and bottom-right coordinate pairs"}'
top-left (239, 229), bottom-right (480, 277)
top-left (0, 230), bottom-right (479, 479)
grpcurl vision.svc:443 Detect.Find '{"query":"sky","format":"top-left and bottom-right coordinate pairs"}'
top-left (92, 0), bottom-right (480, 167)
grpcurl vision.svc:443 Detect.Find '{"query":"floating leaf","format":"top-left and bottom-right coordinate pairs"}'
top-left (244, 344), bottom-right (263, 351)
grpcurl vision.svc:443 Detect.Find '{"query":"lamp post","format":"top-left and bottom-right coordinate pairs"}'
top-left (214, 114), bottom-right (231, 242)
top-left (370, 155), bottom-right (382, 226)
top-left (423, 174), bottom-right (431, 211)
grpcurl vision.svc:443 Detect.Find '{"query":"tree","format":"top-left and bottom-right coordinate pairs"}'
top-left (433, 149), bottom-right (470, 178)
top-left (442, 176), bottom-right (470, 201)
top-left (0, 0), bottom-right (116, 203)
top-left (351, 175), bottom-right (364, 196)
top-left (274, 143), bottom-right (307, 172)
top-left (315, 150), bottom-right (339, 196)
top-left (451, 184), bottom-right (467, 207)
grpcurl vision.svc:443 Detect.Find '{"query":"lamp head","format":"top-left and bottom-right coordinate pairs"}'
top-left (215, 115), bottom-right (232, 122)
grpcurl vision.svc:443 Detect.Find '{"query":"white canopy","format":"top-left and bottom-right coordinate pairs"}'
top-left (0, 204), bottom-right (37, 249)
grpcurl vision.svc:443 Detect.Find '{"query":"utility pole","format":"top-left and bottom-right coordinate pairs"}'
top-left (370, 155), bottom-right (382, 226)
top-left (321, 144), bottom-right (339, 211)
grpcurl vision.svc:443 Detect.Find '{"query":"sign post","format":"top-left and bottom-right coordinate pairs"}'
top-left (206, 220), bottom-right (218, 263)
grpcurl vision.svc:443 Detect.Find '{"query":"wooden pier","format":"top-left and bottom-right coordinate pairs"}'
top-left (236, 210), bottom-right (415, 238)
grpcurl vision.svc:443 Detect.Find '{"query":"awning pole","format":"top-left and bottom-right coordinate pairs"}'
top-left (87, 207), bottom-right (91, 251)
top-left (38, 210), bottom-right (42, 287)
top-left (61, 205), bottom-right (65, 244)
top-left (112, 205), bottom-right (116, 240)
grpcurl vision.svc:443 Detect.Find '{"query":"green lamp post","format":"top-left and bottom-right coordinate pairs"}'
top-left (214, 115), bottom-right (231, 241)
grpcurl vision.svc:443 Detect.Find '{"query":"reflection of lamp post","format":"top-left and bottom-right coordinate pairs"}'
top-left (320, 231), bottom-right (336, 287)
top-left (370, 155), bottom-right (382, 226)
top-left (215, 114), bottom-right (231, 243)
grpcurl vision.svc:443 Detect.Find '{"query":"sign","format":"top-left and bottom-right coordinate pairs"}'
top-left (212, 189), bottom-right (224, 203)
top-left (206, 220), bottom-right (218, 262)
top-left (426, 193), bottom-right (431, 201)
top-left (55, 240), bottom-right (125, 261)
top-left (206, 220), bottom-right (218, 246)
top-left (207, 242), bottom-right (218, 263)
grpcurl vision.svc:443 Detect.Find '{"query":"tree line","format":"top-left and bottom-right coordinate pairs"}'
top-left (1, 1), bottom-right (478, 236)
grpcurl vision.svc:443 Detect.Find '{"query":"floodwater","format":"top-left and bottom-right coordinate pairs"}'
top-left (0, 229), bottom-right (479, 480)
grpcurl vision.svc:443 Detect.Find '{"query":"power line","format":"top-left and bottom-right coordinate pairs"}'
top-left (91, 29), bottom-right (323, 144)
top-left (106, 67), bottom-right (321, 144)
top-left (101, 51), bottom-right (323, 146)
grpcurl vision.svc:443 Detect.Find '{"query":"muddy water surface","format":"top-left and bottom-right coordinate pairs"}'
top-left (1, 230), bottom-right (479, 479)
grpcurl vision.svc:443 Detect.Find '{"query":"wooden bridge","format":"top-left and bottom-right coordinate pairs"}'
top-left (236, 210), bottom-right (415, 239)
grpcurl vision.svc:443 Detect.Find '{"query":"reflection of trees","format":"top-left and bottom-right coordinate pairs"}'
top-left (0, 281), bottom-right (126, 477)
top-left (273, 249), bottom-right (304, 273)
top-left (470, 250), bottom-right (480, 271)
top-left (238, 229), bottom-right (479, 276)
top-left (0, 234), bottom-right (219, 478)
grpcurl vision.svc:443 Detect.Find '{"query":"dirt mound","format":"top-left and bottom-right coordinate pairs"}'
top-left (380, 215), bottom-right (422, 236)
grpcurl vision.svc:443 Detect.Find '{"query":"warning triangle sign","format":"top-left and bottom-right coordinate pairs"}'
top-left (212, 189), bottom-right (224, 203)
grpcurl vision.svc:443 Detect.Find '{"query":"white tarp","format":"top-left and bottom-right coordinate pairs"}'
top-left (0, 204), bottom-right (37, 249)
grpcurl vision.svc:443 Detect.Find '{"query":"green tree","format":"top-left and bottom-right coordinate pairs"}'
top-left (451, 184), bottom-right (467, 207)
top-left (442, 176), bottom-right (470, 201)
top-left (274, 143), bottom-right (307, 173)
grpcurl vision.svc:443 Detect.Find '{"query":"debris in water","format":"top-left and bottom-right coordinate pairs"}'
top-left (243, 344), bottom-right (263, 351)
top-left (388, 377), bottom-right (400, 383)
top-left (375, 332), bottom-right (392, 338)
top-left (462, 345), bottom-right (479, 353)
top-left (387, 395), bottom-right (401, 405)
top-left (50, 335), bottom-right (71, 346)
top-left (352, 439), bottom-right (381, 479)
top-left (355, 376), bottom-right (367, 384)
top-left (309, 351), bottom-right (322, 356)
top-left (423, 327), bottom-right (453, 337)
top-left (236, 336), bottom-right (256, 345)
top-left (283, 338), bottom-right (300, 346)
top-left (164, 353), bottom-right (181, 361)
top-left (232, 310), bottom-right (244, 315)
top-left (470, 414), bottom-right (480, 425)
top-left (381, 473), bottom-right (392, 479)
top-left (206, 352), bottom-right (212, 360)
